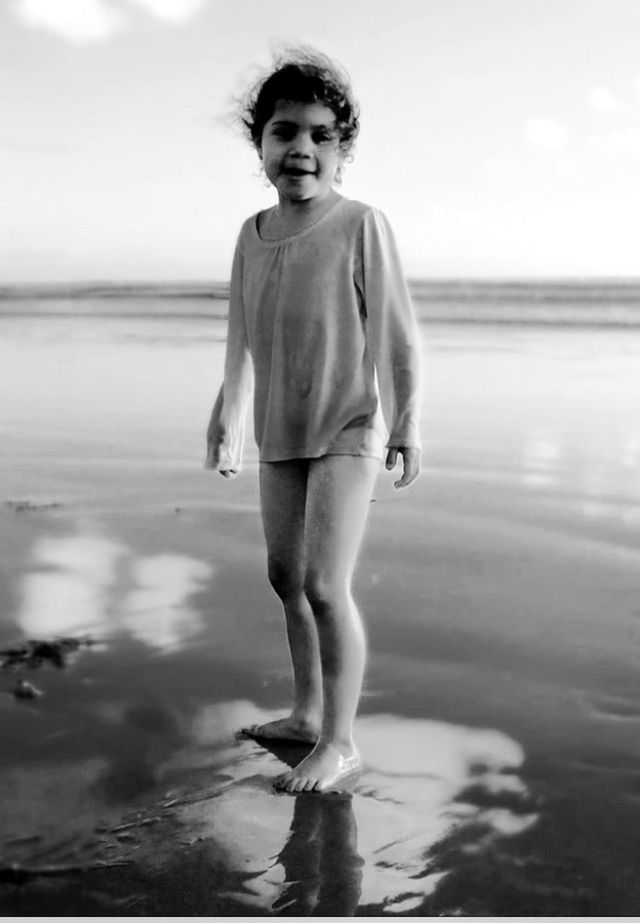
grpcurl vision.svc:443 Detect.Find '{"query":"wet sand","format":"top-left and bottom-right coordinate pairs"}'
top-left (1, 314), bottom-right (640, 915)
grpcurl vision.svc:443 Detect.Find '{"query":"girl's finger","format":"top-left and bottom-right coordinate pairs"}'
top-left (395, 470), bottom-right (415, 488)
top-left (204, 445), bottom-right (218, 470)
top-left (385, 447), bottom-right (399, 470)
top-left (394, 451), bottom-right (420, 489)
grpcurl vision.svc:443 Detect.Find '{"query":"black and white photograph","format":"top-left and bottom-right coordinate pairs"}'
top-left (1, 0), bottom-right (640, 916)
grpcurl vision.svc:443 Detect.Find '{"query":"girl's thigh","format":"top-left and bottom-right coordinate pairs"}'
top-left (259, 460), bottom-right (309, 581)
top-left (305, 455), bottom-right (380, 583)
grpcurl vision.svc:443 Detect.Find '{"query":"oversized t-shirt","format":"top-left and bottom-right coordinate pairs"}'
top-left (211, 196), bottom-right (422, 470)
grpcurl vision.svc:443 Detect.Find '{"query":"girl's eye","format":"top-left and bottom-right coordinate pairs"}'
top-left (269, 124), bottom-right (335, 143)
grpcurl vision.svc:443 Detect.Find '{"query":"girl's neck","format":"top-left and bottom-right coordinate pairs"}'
top-left (261, 189), bottom-right (341, 241)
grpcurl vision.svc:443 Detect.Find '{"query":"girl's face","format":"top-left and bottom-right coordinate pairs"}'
top-left (260, 100), bottom-right (342, 204)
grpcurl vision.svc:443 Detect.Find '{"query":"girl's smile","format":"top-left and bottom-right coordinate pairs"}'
top-left (260, 101), bottom-right (342, 204)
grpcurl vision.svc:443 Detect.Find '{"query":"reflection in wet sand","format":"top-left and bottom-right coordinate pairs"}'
top-left (274, 794), bottom-right (363, 915)
top-left (521, 433), bottom-right (562, 489)
top-left (15, 530), bottom-right (211, 653)
top-left (160, 701), bottom-right (537, 915)
top-left (122, 554), bottom-right (211, 652)
top-left (621, 432), bottom-right (640, 469)
top-left (354, 714), bottom-right (536, 913)
top-left (17, 533), bottom-right (124, 639)
top-left (5, 323), bottom-right (640, 912)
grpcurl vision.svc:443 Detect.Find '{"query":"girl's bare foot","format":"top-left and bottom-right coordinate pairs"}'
top-left (274, 742), bottom-right (362, 793)
top-left (236, 715), bottom-right (320, 744)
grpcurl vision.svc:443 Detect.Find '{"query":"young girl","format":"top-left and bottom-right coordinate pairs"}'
top-left (206, 49), bottom-right (422, 795)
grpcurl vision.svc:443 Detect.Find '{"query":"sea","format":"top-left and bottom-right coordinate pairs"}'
top-left (1, 278), bottom-right (640, 325)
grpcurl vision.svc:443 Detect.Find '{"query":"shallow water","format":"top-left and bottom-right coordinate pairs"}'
top-left (1, 311), bottom-right (640, 914)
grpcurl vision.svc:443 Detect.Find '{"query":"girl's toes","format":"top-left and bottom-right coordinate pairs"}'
top-left (274, 772), bottom-right (292, 792)
top-left (274, 772), bottom-right (309, 794)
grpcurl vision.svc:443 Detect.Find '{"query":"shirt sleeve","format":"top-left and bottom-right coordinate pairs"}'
top-left (217, 237), bottom-right (254, 472)
top-left (362, 208), bottom-right (423, 451)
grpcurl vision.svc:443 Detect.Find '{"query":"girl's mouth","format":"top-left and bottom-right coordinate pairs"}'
top-left (283, 168), bottom-right (315, 177)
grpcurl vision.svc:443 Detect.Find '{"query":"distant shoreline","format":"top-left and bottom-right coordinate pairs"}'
top-left (2, 279), bottom-right (640, 326)
top-left (0, 282), bottom-right (231, 300)
top-left (2, 278), bottom-right (640, 301)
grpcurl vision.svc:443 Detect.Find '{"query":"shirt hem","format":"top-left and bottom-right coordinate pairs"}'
top-left (259, 448), bottom-right (385, 463)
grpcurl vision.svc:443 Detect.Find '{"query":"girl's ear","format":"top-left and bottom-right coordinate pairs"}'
top-left (256, 157), bottom-right (270, 188)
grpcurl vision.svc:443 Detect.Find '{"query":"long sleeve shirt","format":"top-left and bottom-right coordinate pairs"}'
top-left (208, 196), bottom-right (422, 471)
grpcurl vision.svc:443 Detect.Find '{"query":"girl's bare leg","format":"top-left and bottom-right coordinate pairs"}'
top-left (275, 455), bottom-right (379, 793)
top-left (240, 460), bottom-right (323, 743)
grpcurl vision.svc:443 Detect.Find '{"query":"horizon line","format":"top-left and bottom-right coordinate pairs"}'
top-left (3, 275), bottom-right (640, 293)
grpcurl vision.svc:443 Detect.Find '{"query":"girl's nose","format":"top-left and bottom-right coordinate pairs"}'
top-left (290, 131), bottom-right (314, 156)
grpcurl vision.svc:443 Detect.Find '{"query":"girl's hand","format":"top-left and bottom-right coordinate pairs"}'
top-left (205, 388), bottom-right (237, 477)
top-left (205, 406), bottom-right (223, 467)
top-left (385, 446), bottom-right (420, 489)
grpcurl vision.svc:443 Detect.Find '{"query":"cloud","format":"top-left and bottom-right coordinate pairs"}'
top-left (590, 128), bottom-right (640, 155)
top-left (555, 155), bottom-right (581, 180)
top-left (173, 707), bottom-right (537, 915)
top-left (589, 86), bottom-right (628, 113)
top-left (523, 118), bottom-right (569, 152)
top-left (16, 533), bottom-right (212, 653)
top-left (0, 133), bottom-right (78, 154)
top-left (13, 0), bottom-right (125, 44)
top-left (122, 554), bottom-right (211, 653)
top-left (12, 0), bottom-right (205, 43)
top-left (123, 0), bottom-right (206, 23)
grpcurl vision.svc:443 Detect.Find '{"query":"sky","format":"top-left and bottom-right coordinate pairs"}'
top-left (2, 0), bottom-right (640, 281)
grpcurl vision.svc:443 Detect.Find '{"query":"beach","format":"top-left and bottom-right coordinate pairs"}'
top-left (2, 297), bottom-right (640, 915)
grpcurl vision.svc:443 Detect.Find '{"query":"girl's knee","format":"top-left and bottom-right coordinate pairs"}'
top-left (267, 557), bottom-right (304, 601)
top-left (304, 570), bottom-right (349, 612)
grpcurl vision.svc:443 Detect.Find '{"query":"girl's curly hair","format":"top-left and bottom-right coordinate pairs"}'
top-left (238, 47), bottom-right (360, 161)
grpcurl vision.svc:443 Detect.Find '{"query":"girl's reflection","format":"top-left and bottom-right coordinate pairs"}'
top-left (273, 790), bottom-right (363, 916)
top-left (254, 739), bottom-right (362, 916)
top-left (172, 705), bottom-right (537, 915)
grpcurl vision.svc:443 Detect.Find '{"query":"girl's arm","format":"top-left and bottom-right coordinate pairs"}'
top-left (205, 240), bottom-right (253, 477)
top-left (363, 208), bottom-right (423, 487)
